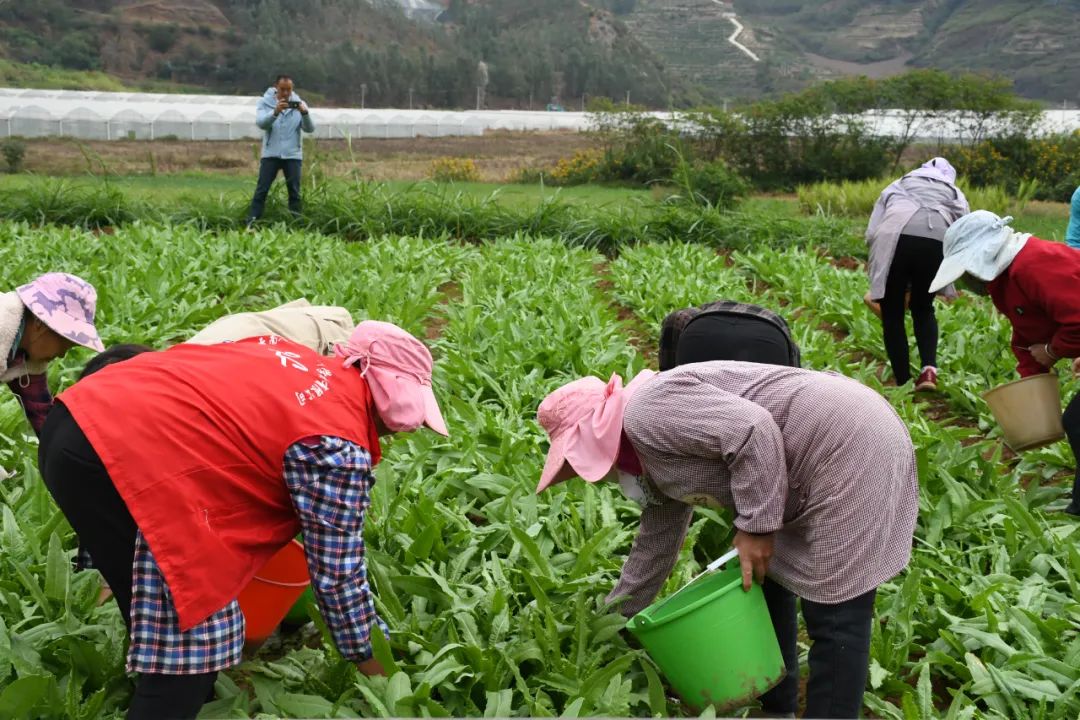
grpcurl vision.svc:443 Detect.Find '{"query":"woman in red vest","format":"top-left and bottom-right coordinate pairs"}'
top-left (37, 321), bottom-right (448, 719)
top-left (929, 210), bottom-right (1080, 516)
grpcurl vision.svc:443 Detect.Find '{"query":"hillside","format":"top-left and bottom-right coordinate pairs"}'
top-left (618, 0), bottom-right (1080, 103)
top-left (0, 0), bottom-right (697, 108)
top-left (0, 1), bottom-right (1076, 106)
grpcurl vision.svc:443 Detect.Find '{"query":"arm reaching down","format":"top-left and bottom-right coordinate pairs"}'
top-left (284, 437), bottom-right (389, 664)
top-left (610, 371), bottom-right (791, 611)
top-left (607, 498), bottom-right (694, 617)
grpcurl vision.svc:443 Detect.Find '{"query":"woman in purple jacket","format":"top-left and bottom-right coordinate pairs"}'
top-left (866, 158), bottom-right (969, 390)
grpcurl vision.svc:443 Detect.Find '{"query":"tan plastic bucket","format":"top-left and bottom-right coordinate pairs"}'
top-left (982, 374), bottom-right (1065, 452)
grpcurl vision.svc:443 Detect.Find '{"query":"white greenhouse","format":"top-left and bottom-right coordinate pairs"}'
top-left (1, 88), bottom-right (1077, 142)
top-left (0, 88), bottom-right (595, 141)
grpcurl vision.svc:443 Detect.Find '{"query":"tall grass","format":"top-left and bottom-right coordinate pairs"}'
top-left (797, 178), bottom-right (1040, 219)
top-left (0, 177), bottom-right (862, 257)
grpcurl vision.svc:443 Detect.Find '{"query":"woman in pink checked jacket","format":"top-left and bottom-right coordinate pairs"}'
top-left (535, 364), bottom-right (919, 719)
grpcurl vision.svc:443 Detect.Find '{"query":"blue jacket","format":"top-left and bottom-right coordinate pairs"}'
top-left (255, 87), bottom-right (315, 160)
top-left (1067, 186), bottom-right (1080, 250)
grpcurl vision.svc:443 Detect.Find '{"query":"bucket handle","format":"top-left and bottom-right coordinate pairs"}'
top-left (686, 547), bottom-right (739, 587)
top-left (632, 548), bottom-right (739, 628)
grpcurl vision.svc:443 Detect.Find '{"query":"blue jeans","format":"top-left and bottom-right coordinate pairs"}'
top-left (760, 578), bottom-right (877, 718)
top-left (247, 157), bottom-right (302, 222)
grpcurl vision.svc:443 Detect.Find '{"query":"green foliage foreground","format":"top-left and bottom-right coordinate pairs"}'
top-left (0, 224), bottom-right (1076, 718)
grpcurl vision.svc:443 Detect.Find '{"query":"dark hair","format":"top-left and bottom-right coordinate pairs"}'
top-left (78, 344), bottom-right (155, 381)
top-left (274, 74), bottom-right (293, 85)
top-left (23, 308), bottom-right (43, 328)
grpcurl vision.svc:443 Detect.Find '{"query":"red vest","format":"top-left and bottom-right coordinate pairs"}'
top-left (59, 337), bottom-right (381, 630)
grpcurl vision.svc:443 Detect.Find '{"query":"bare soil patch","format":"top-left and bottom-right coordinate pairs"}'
top-left (19, 131), bottom-right (597, 182)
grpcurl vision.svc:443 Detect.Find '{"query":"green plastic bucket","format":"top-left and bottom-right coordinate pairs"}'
top-left (283, 586), bottom-right (316, 625)
top-left (626, 561), bottom-right (786, 712)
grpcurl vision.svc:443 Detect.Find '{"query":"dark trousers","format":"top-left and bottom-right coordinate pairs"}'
top-left (676, 315), bottom-right (794, 367)
top-left (1065, 393), bottom-right (1080, 514)
top-left (759, 578), bottom-right (877, 719)
top-left (38, 404), bottom-right (217, 720)
top-left (879, 234), bottom-right (943, 385)
top-left (247, 157), bottom-right (303, 222)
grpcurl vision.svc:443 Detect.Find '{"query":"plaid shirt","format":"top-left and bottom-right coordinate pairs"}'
top-left (6, 350), bottom-right (52, 436)
top-left (127, 436), bottom-right (386, 675)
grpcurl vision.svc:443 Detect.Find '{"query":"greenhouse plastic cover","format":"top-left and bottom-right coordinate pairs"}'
top-left (0, 88), bottom-right (1077, 142)
top-left (0, 88), bottom-right (594, 140)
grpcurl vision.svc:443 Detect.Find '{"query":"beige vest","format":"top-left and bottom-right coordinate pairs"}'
top-left (186, 299), bottom-right (354, 356)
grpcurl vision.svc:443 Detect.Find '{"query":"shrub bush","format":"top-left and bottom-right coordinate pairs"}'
top-left (672, 159), bottom-right (748, 209)
top-left (593, 114), bottom-right (687, 186)
top-left (146, 24), bottom-right (180, 54)
top-left (593, 108), bottom-right (891, 193)
top-left (1, 139), bottom-right (26, 174)
top-left (429, 157), bottom-right (480, 183)
top-left (547, 149), bottom-right (603, 185)
top-left (953, 131), bottom-right (1080, 202)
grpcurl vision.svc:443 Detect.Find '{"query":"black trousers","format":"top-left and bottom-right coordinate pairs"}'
top-left (759, 578), bottom-right (877, 719)
top-left (1065, 393), bottom-right (1080, 514)
top-left (879, 234), bottom-right (943, 385)
top-left (247, 157), bottom-right (303, 222)
top-left (38, 404), bottom-right (217, 720)
top-left (676, 314), bottom-right (794, 367)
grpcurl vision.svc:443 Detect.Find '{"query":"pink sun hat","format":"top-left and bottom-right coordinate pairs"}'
top-left (16, 273), bottom-right (104, 352)
top-left (536, 369), bottom-right (656, 494)
top-left (334, 320), bottom-right (448, 436)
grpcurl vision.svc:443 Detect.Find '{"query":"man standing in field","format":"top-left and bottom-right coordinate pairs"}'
top-left (246, 74), bottom-right (315, 226)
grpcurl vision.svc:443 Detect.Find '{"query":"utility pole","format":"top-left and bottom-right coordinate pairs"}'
top-left (476, 61), bottom-right (489, 111)
top-left (360, 83), bottom-right (367, 110)
top-left (625, 90), bottom-right (630, 107)
top-left (409, 87), bottom-right (414, 110)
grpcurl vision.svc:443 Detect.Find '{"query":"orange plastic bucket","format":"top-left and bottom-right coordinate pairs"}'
top-left (237, 539), bottom-right (311, 642)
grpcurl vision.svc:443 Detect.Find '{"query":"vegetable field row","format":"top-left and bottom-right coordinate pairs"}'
top-left (0, 224), bottom-right (1077, 718)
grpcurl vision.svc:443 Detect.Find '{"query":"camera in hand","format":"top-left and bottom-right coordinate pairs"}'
top-left (287, 100), bottom-right (301, 109)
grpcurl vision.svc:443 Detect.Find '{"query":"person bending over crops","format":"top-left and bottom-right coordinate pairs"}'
top-left (0, 272), bottom-right (103, 436)
top-left (37, 322), bottom-right (448, 719)
top-left (536, 365), bottom-right (918, 719)
top-left (186, 298), bottom-right (354, 355)
top-left (929, 210), bottom-right (1080, 516)
top-left (71, 300), bottom-right (355, 596)
top-left (866, 158), bottom-right (969, 391)
top-left (659, 300), bottom-right (801, 371)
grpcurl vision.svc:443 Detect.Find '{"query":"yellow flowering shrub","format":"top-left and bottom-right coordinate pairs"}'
top-left (429, 157), bottom-right (480, 183)
top-left (954, 131), bottom-right (1080, 201)
top-left (547, 149), bottom-right (602, 185)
